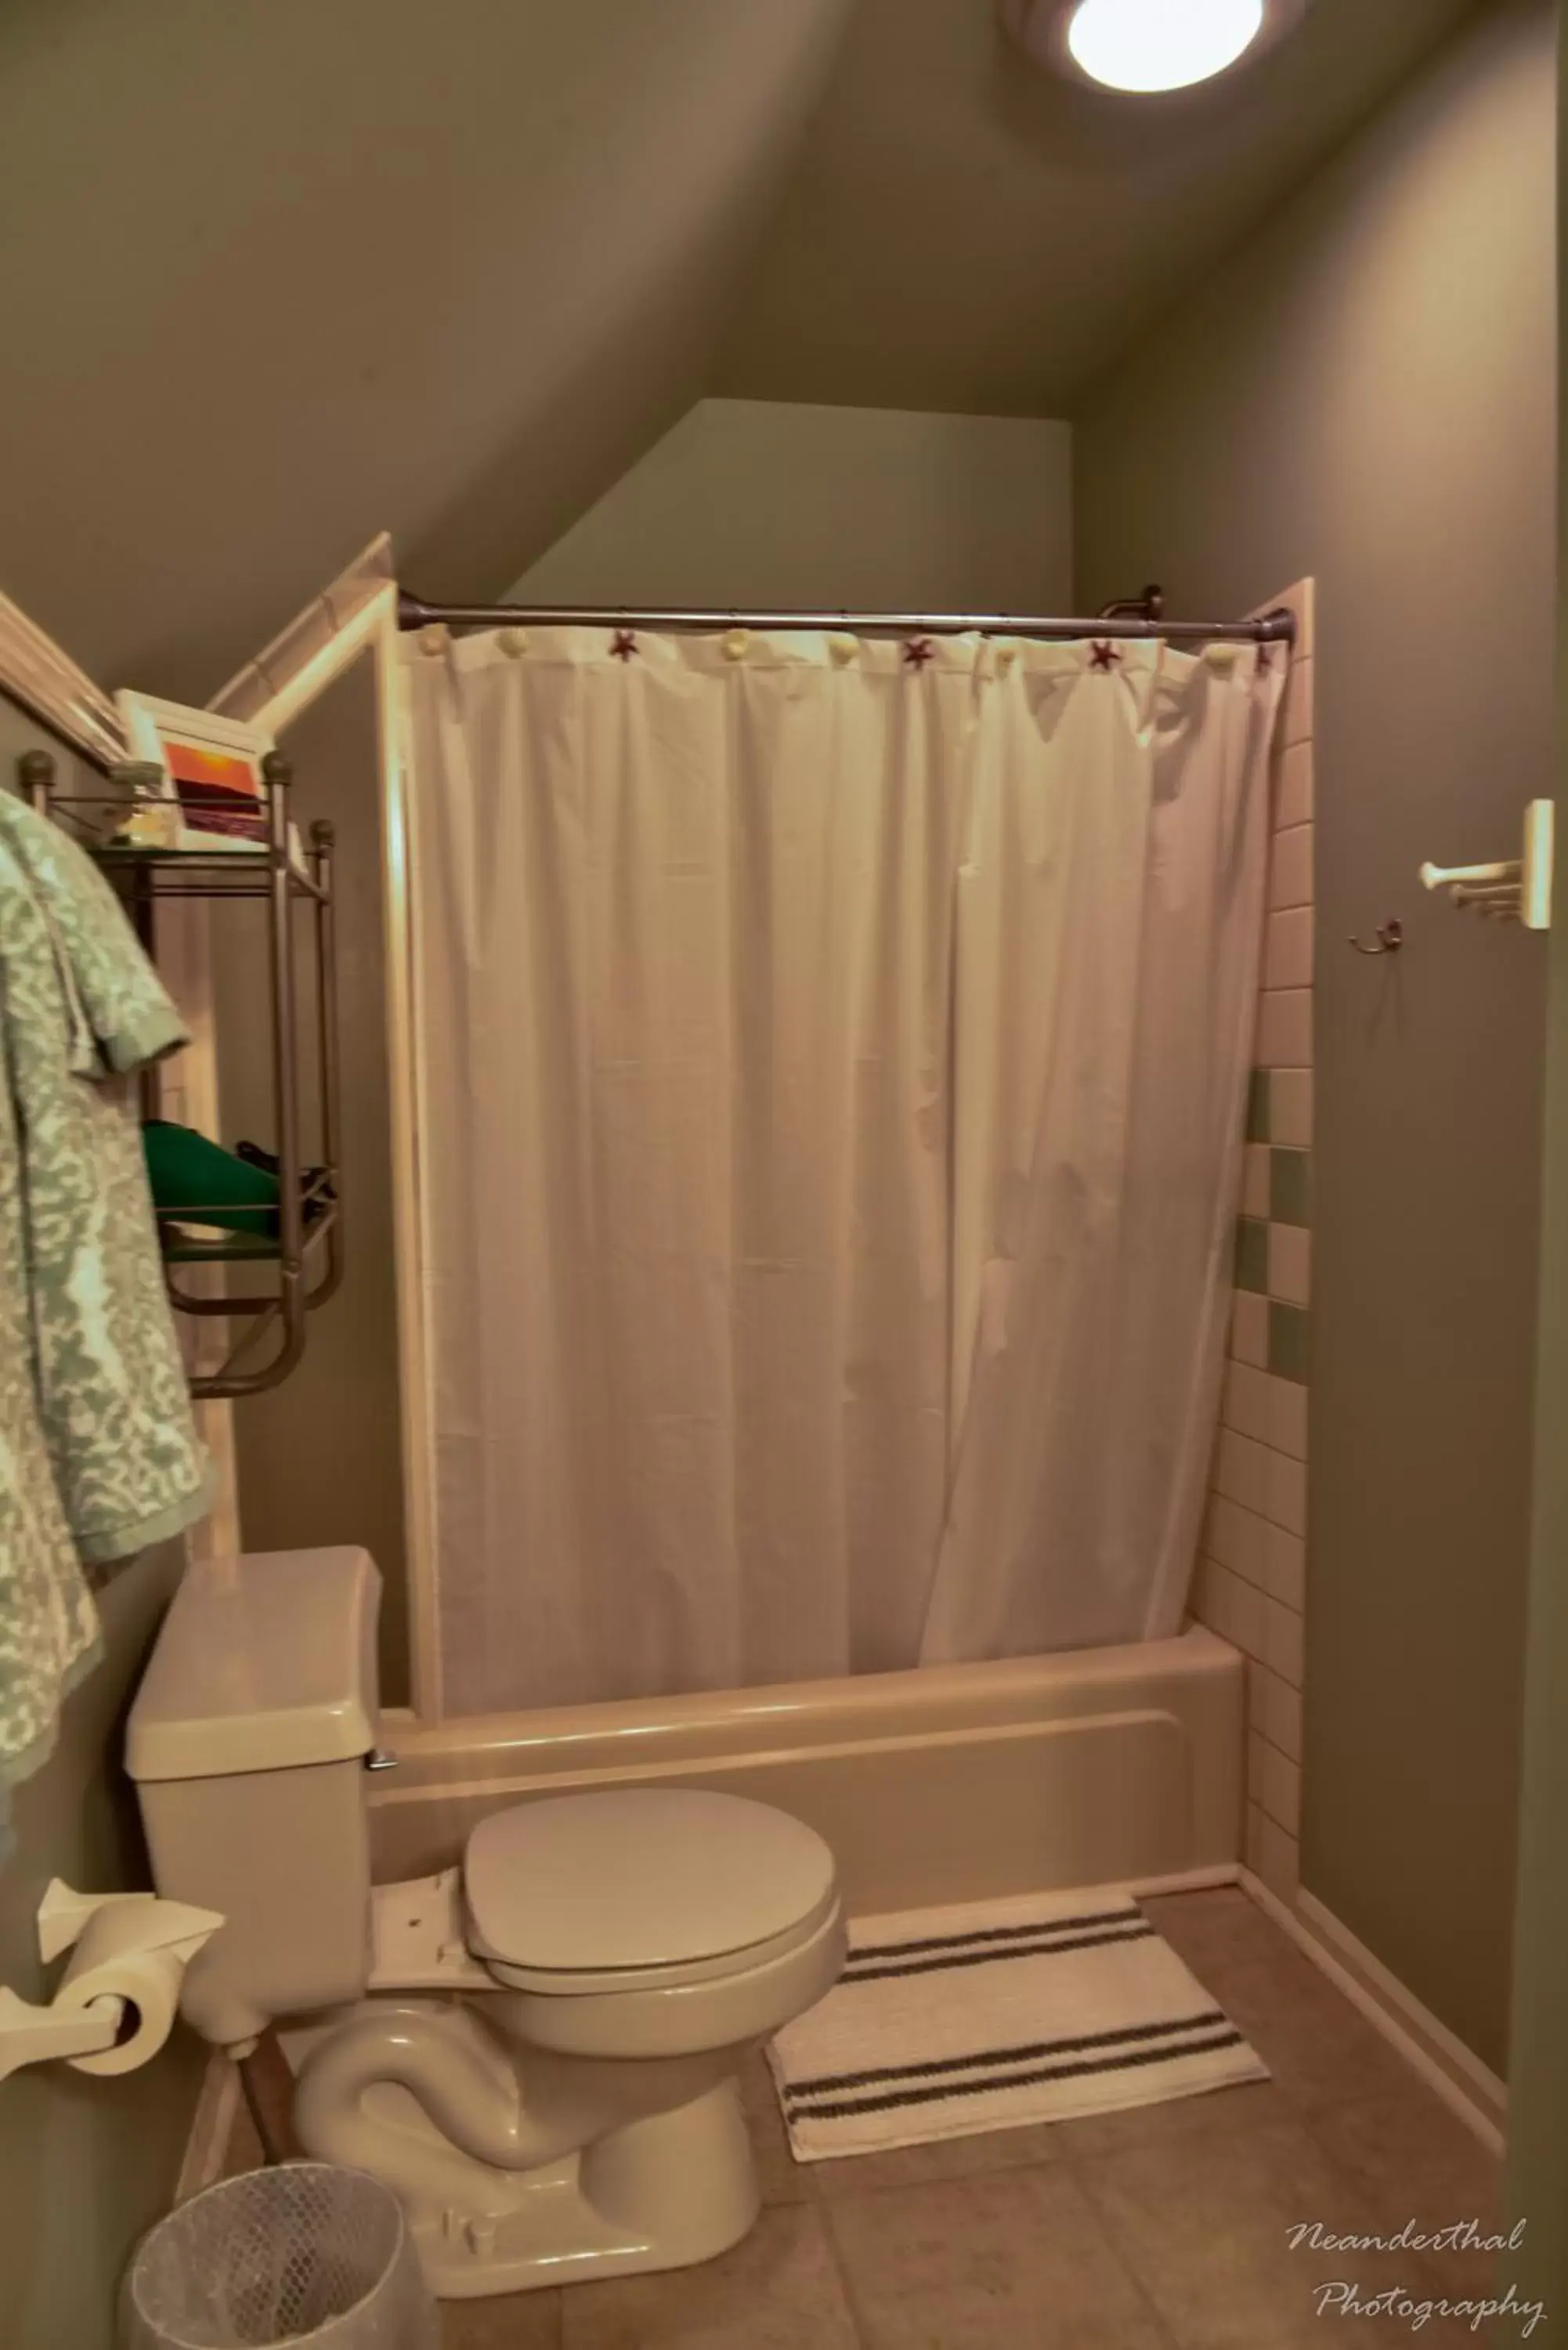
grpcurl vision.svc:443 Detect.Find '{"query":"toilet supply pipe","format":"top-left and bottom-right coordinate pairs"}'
top-left (0, 1878), bottom-right (223, 2084)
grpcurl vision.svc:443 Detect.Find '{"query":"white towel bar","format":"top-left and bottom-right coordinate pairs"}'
top-left (1419, 802), bottom-right (1553, 930)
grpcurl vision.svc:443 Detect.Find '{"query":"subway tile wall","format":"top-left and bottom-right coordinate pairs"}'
top-left (1191, 580), bottom-right (1314, 1904)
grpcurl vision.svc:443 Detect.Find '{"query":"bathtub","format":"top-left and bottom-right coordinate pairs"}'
top-left (371, 1624), bottom-right (1245, 1910)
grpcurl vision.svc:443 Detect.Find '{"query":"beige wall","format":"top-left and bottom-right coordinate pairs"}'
top-left (211, 658), bottom-right (410, 1701)
top-left (0, 1546), bottom-right (204, 2350)
top-left (510, 399), bottom-right (1074, 612)
top-left (1076, 0), bottom-right (1555, 2075)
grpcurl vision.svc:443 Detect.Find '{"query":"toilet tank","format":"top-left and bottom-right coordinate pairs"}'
top-left (126, 1546), bottom-right (381, 2052)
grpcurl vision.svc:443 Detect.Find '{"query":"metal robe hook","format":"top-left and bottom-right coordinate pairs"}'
top-left (1349, 919), bottom-right (1404, 956)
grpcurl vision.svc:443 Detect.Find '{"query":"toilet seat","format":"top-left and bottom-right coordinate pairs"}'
top-left (463, 1788), bottom-right (839, 1995)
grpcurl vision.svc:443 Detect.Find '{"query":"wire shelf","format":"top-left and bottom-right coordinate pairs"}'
top-left (20, 748), bottom-right (344, 1399)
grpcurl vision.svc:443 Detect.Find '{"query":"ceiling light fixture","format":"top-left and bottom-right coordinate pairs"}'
top-left (1069, 0), bottom-right (1261, 90)
top-left (1001, 0), bottom-right (1308, 96)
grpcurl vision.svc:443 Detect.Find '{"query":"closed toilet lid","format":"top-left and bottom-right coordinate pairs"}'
top-left (463, 1789), bottom-right (837, 1979)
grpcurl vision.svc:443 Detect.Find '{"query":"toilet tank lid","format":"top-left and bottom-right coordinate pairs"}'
top-left (126, 1547), bottom-right (381, 1782)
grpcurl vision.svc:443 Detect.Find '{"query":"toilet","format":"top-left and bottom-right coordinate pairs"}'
top-left (125, 1546), bottom-right (844, 2298)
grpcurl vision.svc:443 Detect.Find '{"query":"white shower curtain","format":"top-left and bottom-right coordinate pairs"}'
top-left (403, 625), bottom-right (1282, 1716)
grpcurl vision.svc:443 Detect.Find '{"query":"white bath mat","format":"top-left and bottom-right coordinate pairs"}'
top-left (768, 1889), bottom-right (1267, 2161)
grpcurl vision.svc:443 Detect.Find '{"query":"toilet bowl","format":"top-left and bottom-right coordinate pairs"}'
top-left (292, 1787), bottom-right (844, 2294)
top-left (125, 1548), bottom-right (844, 2299)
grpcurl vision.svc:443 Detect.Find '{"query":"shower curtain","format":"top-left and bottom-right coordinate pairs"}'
top-left (403, 625), bottom-right (1283, 1716)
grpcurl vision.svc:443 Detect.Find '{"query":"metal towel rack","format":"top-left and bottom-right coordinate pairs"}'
top-left (18, 747), bottom-right (344, 1399)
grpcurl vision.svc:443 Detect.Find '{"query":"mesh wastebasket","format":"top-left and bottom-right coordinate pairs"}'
top-left (121, 2164), bottom-right (439, 2350)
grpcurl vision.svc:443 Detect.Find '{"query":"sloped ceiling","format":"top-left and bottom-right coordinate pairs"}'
top-left (0, 0), bottom-right (1494, 700)
top-left (0, 0), bottom-right (850, 700)
top-left (714, 0), bottom-right (1487, 418)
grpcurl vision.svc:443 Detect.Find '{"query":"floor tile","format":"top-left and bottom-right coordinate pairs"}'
top-left (560, 2204), bottom-right (857, 2350)
top-left (1189, 1954), bottom-right (1414, 2110)
top-left (1139, 1893), bottom-right (1418, 2111)
top-left (445, 2288), bottom-right (564, 2348)
top-left (1305, 2091), bottom-right (1504, 2298)
top-left (739, 2052), bottom-right (813, 2206)
top-left (1050, 2076), bottom-right (1288, 2162)
top-left (320, 1891), bottom-right (1509, 2350)
top-left (219, 2088), bottom-right (266, 2180)
top-left (240, 2031), bottom-right (304, 2160)
top-left (1076, 2117), bottom-right (1476, 2345)
top-left (807, 2115), bottom-right (1065, 2197)
top-left (824, 2165), bottom-right (1170, 2349)
top-left (1138, 1889), bottom-right (1275, 1976)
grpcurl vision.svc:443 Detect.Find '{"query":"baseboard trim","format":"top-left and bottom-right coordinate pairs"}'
top-left (175, 2049), bottom-right (240, 2203)
top-left (1239, 1869), bottom-right (1506, 2157)
top-left (1131, 1860), bottom-right (1244, 1900)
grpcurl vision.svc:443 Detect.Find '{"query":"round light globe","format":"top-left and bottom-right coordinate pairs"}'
top-left (1065, 0), bottom-right (1266, 92)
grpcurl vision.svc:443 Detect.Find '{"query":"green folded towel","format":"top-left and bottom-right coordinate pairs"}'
top-left (142, 1119), bottom-right (280, 1238)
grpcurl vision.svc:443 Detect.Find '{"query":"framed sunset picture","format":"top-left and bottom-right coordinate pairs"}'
top-left (114, 689), bottom-right (273, 851)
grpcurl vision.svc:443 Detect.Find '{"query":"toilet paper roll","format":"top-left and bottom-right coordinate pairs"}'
top-left (53, 1902), bottom-right (184, 2077)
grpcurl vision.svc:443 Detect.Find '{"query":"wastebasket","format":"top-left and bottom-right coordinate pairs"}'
top-left (121, 2164), bottom-right (439, 2349)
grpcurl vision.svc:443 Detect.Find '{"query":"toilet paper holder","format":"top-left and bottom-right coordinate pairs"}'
top-left (0, 1878), bottom-right (223, 2086)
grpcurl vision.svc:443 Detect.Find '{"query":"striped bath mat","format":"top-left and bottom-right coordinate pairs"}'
top-left (768, 1889), bottom-right (1267, 2160)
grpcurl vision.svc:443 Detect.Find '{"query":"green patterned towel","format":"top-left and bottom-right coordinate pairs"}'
top-left (0, 792), bottom-right (210, 1808)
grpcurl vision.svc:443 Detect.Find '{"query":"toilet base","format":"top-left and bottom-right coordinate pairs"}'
top-left (407, 2075), bottom-right (761, 2297)
top-left (289, 1875), bottom-right (843, 2301)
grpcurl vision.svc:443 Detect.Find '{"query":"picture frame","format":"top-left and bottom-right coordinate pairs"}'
top-left (114, 689), bottom-right (275, 851)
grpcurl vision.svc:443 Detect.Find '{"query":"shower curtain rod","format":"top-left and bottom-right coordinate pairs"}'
top-left (396, 588), bottom-right (1296, 648)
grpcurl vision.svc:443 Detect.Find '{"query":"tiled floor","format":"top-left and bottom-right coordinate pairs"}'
top-left (432, 1889), bottom-right (1503, 2349)
top-left (219, 1891), bottom-right (1501, 2345)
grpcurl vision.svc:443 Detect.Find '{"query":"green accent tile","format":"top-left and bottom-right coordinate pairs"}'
top-left (1245, 1068), bottom-right (1272, 1144)
top-left (1234, 1217), bottom-right (1270, 1294)
top-left (1269, 1301), bottom-right (1311, 1384)
top-left (1270, 1148), bottom-right (1312, 1227)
